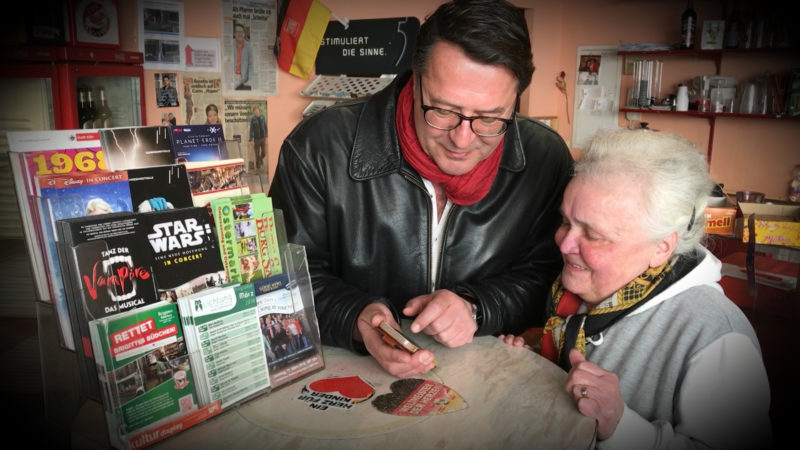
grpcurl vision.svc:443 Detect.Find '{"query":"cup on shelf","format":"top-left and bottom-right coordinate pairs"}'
top-left (735, 190), bottom-right (765, 203)
top-left (724, 97), bottom-right (735, 113)
top-left (708, 183), bottom-right (728, 206)
top-left (675, 85), bottom-right (689, 111)
top-left (739, 81), bottom-right (757, 114)
top-left (627, 87), bottom-right (636, 107)
top-left (711, 89), bottom-right (725, 112)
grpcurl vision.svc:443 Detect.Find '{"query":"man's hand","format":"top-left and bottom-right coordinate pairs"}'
top-left (565, 349), bottom-right (624, 440)
top-left (403, 289), bottom-right (477, 348)
top-left (356, 303), bottom-right (436, 378)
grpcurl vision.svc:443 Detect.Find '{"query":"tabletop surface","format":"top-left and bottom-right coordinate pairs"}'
top-left (152, 329), bottom-right (597, 449)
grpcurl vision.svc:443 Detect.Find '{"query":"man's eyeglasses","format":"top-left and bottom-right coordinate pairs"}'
top-left (417, 76), bottom-right (514, 137)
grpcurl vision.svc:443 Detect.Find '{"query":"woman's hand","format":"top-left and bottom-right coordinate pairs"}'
top-left (565, 349), bottom-right (624, 440)
top-left (497, 334), bottom-right (532, 350)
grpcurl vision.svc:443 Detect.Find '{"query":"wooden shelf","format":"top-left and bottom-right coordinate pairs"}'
top-left (619, 47), bottom-right (798, 76)
top-left (621, 107), bottom-right (799, 162)
top-left (620, 108), bottom-right (800, 120)
top-left (617, 47), bottom-right (798, 56)
top-left (618, 46), bottom-right (799, 161)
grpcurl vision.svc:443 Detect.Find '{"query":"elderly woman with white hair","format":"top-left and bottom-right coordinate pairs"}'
top-left (501, 128), bottom-right (771, 448)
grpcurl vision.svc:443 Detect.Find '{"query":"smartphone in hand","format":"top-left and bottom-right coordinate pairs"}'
top-left (378, 321), bottom-right (421, 354)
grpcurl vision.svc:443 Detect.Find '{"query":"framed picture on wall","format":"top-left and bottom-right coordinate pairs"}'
top-left (701, 20), bottom-right (725, 50)
top-left (67, 0), bottom-right (120, 48)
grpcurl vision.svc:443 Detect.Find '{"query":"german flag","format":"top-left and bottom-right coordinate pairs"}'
top-left (275, 0), bottom-right (331, 79)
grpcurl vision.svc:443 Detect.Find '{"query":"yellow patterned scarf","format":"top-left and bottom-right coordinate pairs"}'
top-left (541, 261), bottom-right (673, 371)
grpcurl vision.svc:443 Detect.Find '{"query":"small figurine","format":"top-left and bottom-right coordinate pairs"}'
top-left (790, 164), bottom-right (800, 203)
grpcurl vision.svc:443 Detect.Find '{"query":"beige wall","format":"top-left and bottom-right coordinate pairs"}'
top-left (553, 0), bottom-right (798, 201)
top-left (120, 0), bottom-right (799, 199)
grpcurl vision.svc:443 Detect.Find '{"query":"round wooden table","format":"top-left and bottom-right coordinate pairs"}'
top-left (154, 328), bottom-right (596, 449)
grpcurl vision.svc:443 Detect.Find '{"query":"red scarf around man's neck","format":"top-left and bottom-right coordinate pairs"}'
top-left (394, 76), bottom-right (504, 206)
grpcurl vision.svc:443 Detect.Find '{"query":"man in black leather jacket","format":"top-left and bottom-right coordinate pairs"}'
top-left (269, 0), bottom-right (572, 377)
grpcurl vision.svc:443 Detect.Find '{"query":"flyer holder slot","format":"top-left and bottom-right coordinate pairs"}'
top-left (34, 191), bottom-right (78, 351)
top-left (209, 193), bottom-right (283, 285)
top-left (183, 157), bottom-right (252, 208)
top-left (7, 149), bottom-right (53, 304)
top-left (173, 210), bottom-right (292, 410)
top-left (37, 163), bottom-right (195, 353)
top-left (253, 242), bottom-right (325, 391)
top-left (56, 210), bottom-right (166, 401)
top-left (58, 237), bottom-right (104, 401)
top-left (70, 236), bottom-right (162, 401)
top-left (35, 169), bottom-right (141, 351)
top-left (88, 301), bottom-right (221, 449)
top-left (177, 282), bottom-right (273, 412)
top-left (282, 243), bottom-right (325, 381)
top-left (6, 129), bottom-right (109, 307)
top-left (168, 124), bottom-right (230, 163)
top-left (73, 240), bottom-right (160, 323)
top-left (261, 207), bottom-right (287, 279)
top-left (175, 241), bottom-right (325, 417)
top-left (273, 209), bottom-right (289, 253)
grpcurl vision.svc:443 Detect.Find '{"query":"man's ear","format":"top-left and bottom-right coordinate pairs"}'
top-left (650, 231), bottom-right (678, 267)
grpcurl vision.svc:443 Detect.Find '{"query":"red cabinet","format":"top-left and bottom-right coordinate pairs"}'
top-left (0, 45), bottom-right (145, 132)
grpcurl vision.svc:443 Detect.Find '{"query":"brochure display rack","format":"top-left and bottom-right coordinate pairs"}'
top-left (37, 241), bottom-right (322, 448)
top-left (9, 128), bottom-right (323, 448)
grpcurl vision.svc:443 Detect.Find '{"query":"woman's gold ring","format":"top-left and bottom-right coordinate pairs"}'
top-left (580, 385), bottom-right (588, 398)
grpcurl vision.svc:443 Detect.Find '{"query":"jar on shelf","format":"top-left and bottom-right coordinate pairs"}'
top-left (790, 165), bottom-right (800, 203)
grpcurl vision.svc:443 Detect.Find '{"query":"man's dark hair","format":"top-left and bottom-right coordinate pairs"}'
top-left (412, 0), bottom-right (534, 94)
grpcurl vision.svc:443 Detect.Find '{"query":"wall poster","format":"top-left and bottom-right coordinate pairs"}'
top-left (139, 0), bottom-right (185, 70)
top-left (220, 0), bottom-right (279, 96)
top-left (571, 45), bottom-right (621, 150)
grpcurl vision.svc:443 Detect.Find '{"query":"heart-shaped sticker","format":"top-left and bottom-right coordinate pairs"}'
top-left (372, 379), bottom-right (467, 416)
top-left (308, 376), bottom-right (375, 402)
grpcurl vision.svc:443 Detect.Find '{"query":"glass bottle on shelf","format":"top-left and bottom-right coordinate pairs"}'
top-left (77, 88), bottom-right (90, 127)
top-left (725, 1), bottom-right (741, 48)
top-left (680, 0), bottom-right (697, 49)
top-left (93, 87), bottom-right (113, 128)
top-left (752, 13), bottom-right (765, 49)
top-left (81, 87), bottom-right (96, 129)
top-left (741, 14), bottom-right (754, 49)
top-left (761, 13), bottom-right (775, 48)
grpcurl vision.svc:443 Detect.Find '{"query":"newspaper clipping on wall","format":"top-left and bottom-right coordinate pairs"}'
top-left (221, 0), bottom-right (279, 96)
top-left (181, 72), bottom-right (224, 126)
top-left (223, 98), bottom-right (268, 175)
